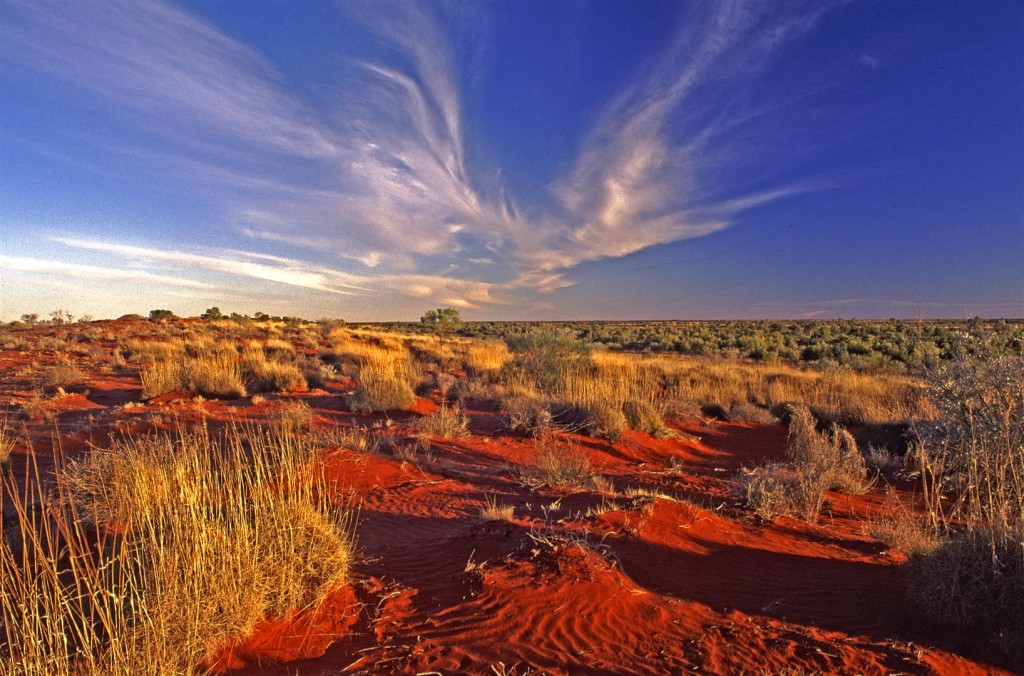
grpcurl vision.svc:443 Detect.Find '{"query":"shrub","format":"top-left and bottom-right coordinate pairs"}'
top-left (908, 530), bottom-right (1023, 657)
top-left (585, 401), bottom-right (628, 442)
top-left (622, 399), bottom-right (669, 437)
top-left (416, 405), bottom-right (469, 439)
top-left (505, 329), bottom-right (590, 395)
top-left (518, 436), bottom-right (599, 491)
top-left (786, 405), bottom-right (871, 495)
top-left (505, 394), bottom-right (553, 435)
top-left (908, 349), bottom-right (1024, 661)
top-left (743, 462), bottom-right (829, 521)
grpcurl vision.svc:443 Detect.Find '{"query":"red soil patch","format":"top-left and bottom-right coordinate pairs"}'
top-left (0, 321), bottom-right (1014, 674)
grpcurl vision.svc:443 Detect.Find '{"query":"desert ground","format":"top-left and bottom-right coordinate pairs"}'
top-left (1, 316), bottom-right (1020, 675)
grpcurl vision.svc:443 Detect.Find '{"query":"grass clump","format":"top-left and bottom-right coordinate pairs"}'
top-left (518, 436), bottom-right (599, 491)
top-left (742, 405), bottom-right (871, 522)
top-left (2, 424), bottom-right (352, 673)
top-left (242, 343), bottom-right (306, 393)
top-left (416, 405), bottom-right (469, 439)
top-left (348, 344), bottom-right (418, 413)
top-left (907, 349), bottom-right (1024, 661)
top-left (479, 496), bottom-right (516, 522)
top-left (622, 398), bottom-right (669, 437)
top-left (585, 401), bottom-right (628, 442)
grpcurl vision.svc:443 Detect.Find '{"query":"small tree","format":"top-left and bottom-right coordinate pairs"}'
top-left (420, 307), bottom-right (462, 338)
top-left (148, 309), bottom-right (175, 322)
top-left (49, 309), bottom-right (73, 325)
top-left (20, 313), bottom-right (38, 325)
top-left (201, 307), bottom-right (223, 320)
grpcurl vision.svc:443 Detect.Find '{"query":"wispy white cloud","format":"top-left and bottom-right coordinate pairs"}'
top-left (50, 237), bottom-right (506, 310)
top-left (0, 253), bottom-right (214, 289)
top-left (2, 0), bottom-right (841, 311)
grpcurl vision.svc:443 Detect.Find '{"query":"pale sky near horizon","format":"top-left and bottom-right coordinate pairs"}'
top-left (1, 0), bottom-right (1022, 321)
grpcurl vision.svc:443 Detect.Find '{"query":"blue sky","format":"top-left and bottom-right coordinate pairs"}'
top-left (1, 0), bottom-right (1021, 321)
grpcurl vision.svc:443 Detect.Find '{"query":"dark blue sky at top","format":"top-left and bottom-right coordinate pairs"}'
top-left (0, 0), bottom-right (1021, 320)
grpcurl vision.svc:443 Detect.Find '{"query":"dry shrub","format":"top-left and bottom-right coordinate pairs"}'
top-left (416, 405), bottom-right (469, 439)
top-left (786, 405), bottom-right (871, 495)
top-left (479, 496), bottom-right (515, 522)
top-left (242, 343), bottom-right (306, 393)
top-left (743, 462), bottom-right (828, 522)
top-left (870, 515), bottom-right (939, 558)
top-left (585, 401), bottom-right (628, 442)
top-left (908, 530), bottom-right (1023, 657)
top-left (622, 399), bottom-right (669, 437)
top-left (865, 445), bottom-right (904, 478)
top-left (519, 436), bottom-right (598, 491)
top-left (43, 360), bottom-right (84, 388)
top-left (453, 375), bottom-right (502, 405)
top-left (908, 349), bottom-right (1024, 661)
top-left (726, 401), bottom-right (779, 425)
top-left (1, 425), bottom-right (352, 673)
top-left (505, 394), bottom-right (553, 435)
top-left (269, 400), bottom-right (314, 437)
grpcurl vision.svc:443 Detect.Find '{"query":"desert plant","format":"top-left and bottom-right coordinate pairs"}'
top-left (585, 401), bottom-right (628, 442)
top-left (479, 496), bottom-right (515, 522)
top-left (907, 349), bottom-right (1024, 660)
top-left (743, 462), bottom-right (829, 521)
top-left (504, 394), bottom-right (553, 435)
top-left (416, 405), bottom-right (469, 439)
top-left (505, 329), bottom-right (591, 395)
top-left (622, 398), bottom-right (669, 437)
top-left (518, 436), bottom-right (598, 491)
top-left (242, 343), bottom-right (306, 393)
top-left (347, 341), bottom-right (418, 413)
top-left (0, 417), bottom-right (15, 467)
top-left (2, 424), bottom-right (353, 673)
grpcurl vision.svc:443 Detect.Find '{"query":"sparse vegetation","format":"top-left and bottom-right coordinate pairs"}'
top-left (907, 347), bottom-right (1024, 660)
top-left (416, 404), bottom-right (469, 439)
top-left (1, 424), bottom-right (352, 674)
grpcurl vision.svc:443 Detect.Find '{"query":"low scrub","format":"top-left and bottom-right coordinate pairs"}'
top-left (348, 344), bottom-right (418, 413)
top-left (1, 425), bottom-right (352, 673)
top-left (416, 405), bottom-right (469, 439)
top-left (908, 528), bottom-right (1023, 658)
top-left (518, 436), bottom-right (600, 491)
top-left (585, 401), bottom-right (628, 442)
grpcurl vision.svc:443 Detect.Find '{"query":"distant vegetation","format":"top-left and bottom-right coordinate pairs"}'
top-left (371, 318), bottom-right (1023, 371)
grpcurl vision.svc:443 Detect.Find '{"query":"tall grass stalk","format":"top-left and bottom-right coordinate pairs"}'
top-left (0, 424), bottom-right (352, 674)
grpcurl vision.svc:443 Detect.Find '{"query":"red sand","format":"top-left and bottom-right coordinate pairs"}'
top-left (0, 323), bottom-right (1014, 674)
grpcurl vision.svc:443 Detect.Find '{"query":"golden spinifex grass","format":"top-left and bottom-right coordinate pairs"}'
top-left (554, 352), bottom-right (931, 426)
top-left (332, 331), bottom-right (419, 412)
top-left (0, 424), bottom-right (353, 674)
top-left (0, 416), bottom-right (15, 466)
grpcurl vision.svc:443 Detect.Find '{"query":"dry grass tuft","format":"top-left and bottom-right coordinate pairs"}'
top-left (2, 424), bottom-right (352, 673)
top-left (518, 436), bottom-right (600, 491)
top-left (416, 405), bottom-right (469, 439)
top-left (0, 416), bottom-right (16, 467)
top-left (478, 496), bottom-right (516, 522)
